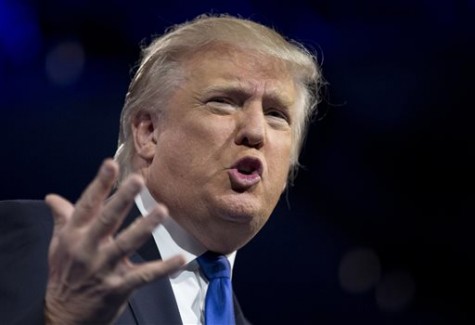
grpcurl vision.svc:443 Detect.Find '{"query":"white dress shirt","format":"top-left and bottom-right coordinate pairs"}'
top-left (135, 187), bottom-right (236, 325)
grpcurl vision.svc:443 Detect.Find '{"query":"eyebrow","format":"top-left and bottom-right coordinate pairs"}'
top-left (202, 82), bottom-right (295, 108)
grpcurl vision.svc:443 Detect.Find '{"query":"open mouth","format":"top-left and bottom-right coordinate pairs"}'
top-left (238, 165), bottom-right (257, 175)
top-left (234, 157), bottom-right (263, 176)
top-left (228, 157), bottom-right (263, 191)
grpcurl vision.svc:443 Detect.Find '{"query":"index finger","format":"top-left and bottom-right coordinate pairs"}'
top-left (72, 159), bottom-right (118, 227)
top-left (86, 173), bottom-right (144, 241)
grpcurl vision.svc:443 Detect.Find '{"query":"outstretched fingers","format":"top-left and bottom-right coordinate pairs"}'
top-left (45, 194), bottom-right (74, 230)
top-left (72, 159), bottom-right (118, 227)
top-left (43, 159), bottom-right (185, 324)
top-left (104, 204), bottom-right (169, 264)
top-left (118, 204), bottom-right (186, 292)
top-left (122, 255), bottom-right (186, 292)
top-left (87, 174), bottom-right (144, 242)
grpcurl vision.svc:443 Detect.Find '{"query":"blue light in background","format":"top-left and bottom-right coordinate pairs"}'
top-left (0, 0), bottom-right (42, 66)
top-left (45, 40), bottom-right (85, 86)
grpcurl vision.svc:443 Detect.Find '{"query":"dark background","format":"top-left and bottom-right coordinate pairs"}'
top-left (1, 1), bottom-right (474, 324)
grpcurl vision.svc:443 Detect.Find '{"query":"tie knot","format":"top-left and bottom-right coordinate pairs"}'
top-left (198, 251), bottom-right (231, 280)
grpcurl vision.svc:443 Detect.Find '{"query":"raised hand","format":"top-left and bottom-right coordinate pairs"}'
top-left (44, 159), bottom-right (185, 324)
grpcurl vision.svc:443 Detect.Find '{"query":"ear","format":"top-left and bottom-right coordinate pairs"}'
top-left (131, 112), bottom-right (157, 161)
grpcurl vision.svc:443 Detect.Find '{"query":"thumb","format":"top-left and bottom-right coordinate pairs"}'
top-left (45, 194), bottom-right (74, 230)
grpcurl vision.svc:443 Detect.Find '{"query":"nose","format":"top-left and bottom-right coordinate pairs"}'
top-left (234, 103), bottom-right (266, 149)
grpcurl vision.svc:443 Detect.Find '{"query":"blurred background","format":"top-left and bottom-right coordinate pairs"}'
top-left (1, 0), bottom-right (474, 324)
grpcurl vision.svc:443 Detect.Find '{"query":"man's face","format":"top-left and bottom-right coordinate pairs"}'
top-left (143, 46), bottom-right (299, 253)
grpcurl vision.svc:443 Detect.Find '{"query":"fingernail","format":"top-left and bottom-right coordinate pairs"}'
top-left (101, 163), bottom-right (114, 178)
top-left (150, 206), bottom-right (167, 223)
top-left (151, 211), bottom-right (164, 223)
top-left (156, 203), bottom-right (169, 216)
top-left (128, 177), bottom-right (144, 193)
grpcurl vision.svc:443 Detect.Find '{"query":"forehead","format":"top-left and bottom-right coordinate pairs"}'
top-left (182, 45), bottom-right (299, 104)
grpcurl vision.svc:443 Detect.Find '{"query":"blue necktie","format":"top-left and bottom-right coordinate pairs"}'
top-left (198, 251), bottom-right (236, 325)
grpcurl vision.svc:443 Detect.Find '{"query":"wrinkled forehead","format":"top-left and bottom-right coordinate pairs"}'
top-left (181, 43), bottom-right (301, 104)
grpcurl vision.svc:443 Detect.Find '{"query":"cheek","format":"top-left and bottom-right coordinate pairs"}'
top-left (264, 143), bottom-right (292, 200)
top-left (147, 128), bottom-right (190, 183)
top-left (271, 139), bottom-right (292, 176)
top-left (152, 124), bottom-right (223, 181)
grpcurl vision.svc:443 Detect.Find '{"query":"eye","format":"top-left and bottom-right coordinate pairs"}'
top-left (207, 97), bottom-right (234, 105)
top-left (266, 108), bottom-right (290, 124)
top-left (205, 97), bottom-right (237, 115)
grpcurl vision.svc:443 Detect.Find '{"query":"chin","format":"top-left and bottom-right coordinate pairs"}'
top-left (196, 212), bottom-right (265, 254)
top-left (202, 227), bottom-right (258, 254)
top-left (214, 192), bottom-right (267, 222)
top-left (198, 193), bottom-right (273, 251)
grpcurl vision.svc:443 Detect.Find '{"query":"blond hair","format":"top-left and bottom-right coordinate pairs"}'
top-left (115, 14), bottom-right (322, 184)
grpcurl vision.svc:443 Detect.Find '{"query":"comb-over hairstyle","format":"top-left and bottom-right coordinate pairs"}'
top-left (115, 14), bottom-right (323, 184)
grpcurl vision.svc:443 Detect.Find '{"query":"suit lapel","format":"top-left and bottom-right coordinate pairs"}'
top-left (116, 203), bottom-right (251, 325)
top-left (116, 204), bottom-right (182, 325)
top-left (127, 250), bottom-right (183, 325)
top-left (233, 297), bottom-right (250, 325)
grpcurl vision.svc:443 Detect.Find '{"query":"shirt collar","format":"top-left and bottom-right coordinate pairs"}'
top-left (134, 187), bottom-right (236, 269)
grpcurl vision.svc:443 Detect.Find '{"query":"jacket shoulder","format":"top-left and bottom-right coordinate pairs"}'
top-left (0, 199), bottom-right (50, 217)
top-left (0, 200), bottom-right (53, 324)
top-left (0, 199), bottom-right (52, 233)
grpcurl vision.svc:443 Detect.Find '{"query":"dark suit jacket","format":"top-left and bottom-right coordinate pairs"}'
top-left (0, 200), bottom-right (250, 325)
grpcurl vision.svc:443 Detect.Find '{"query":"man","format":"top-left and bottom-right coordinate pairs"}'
top-left (0, 14), bottom-right (321, 324)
